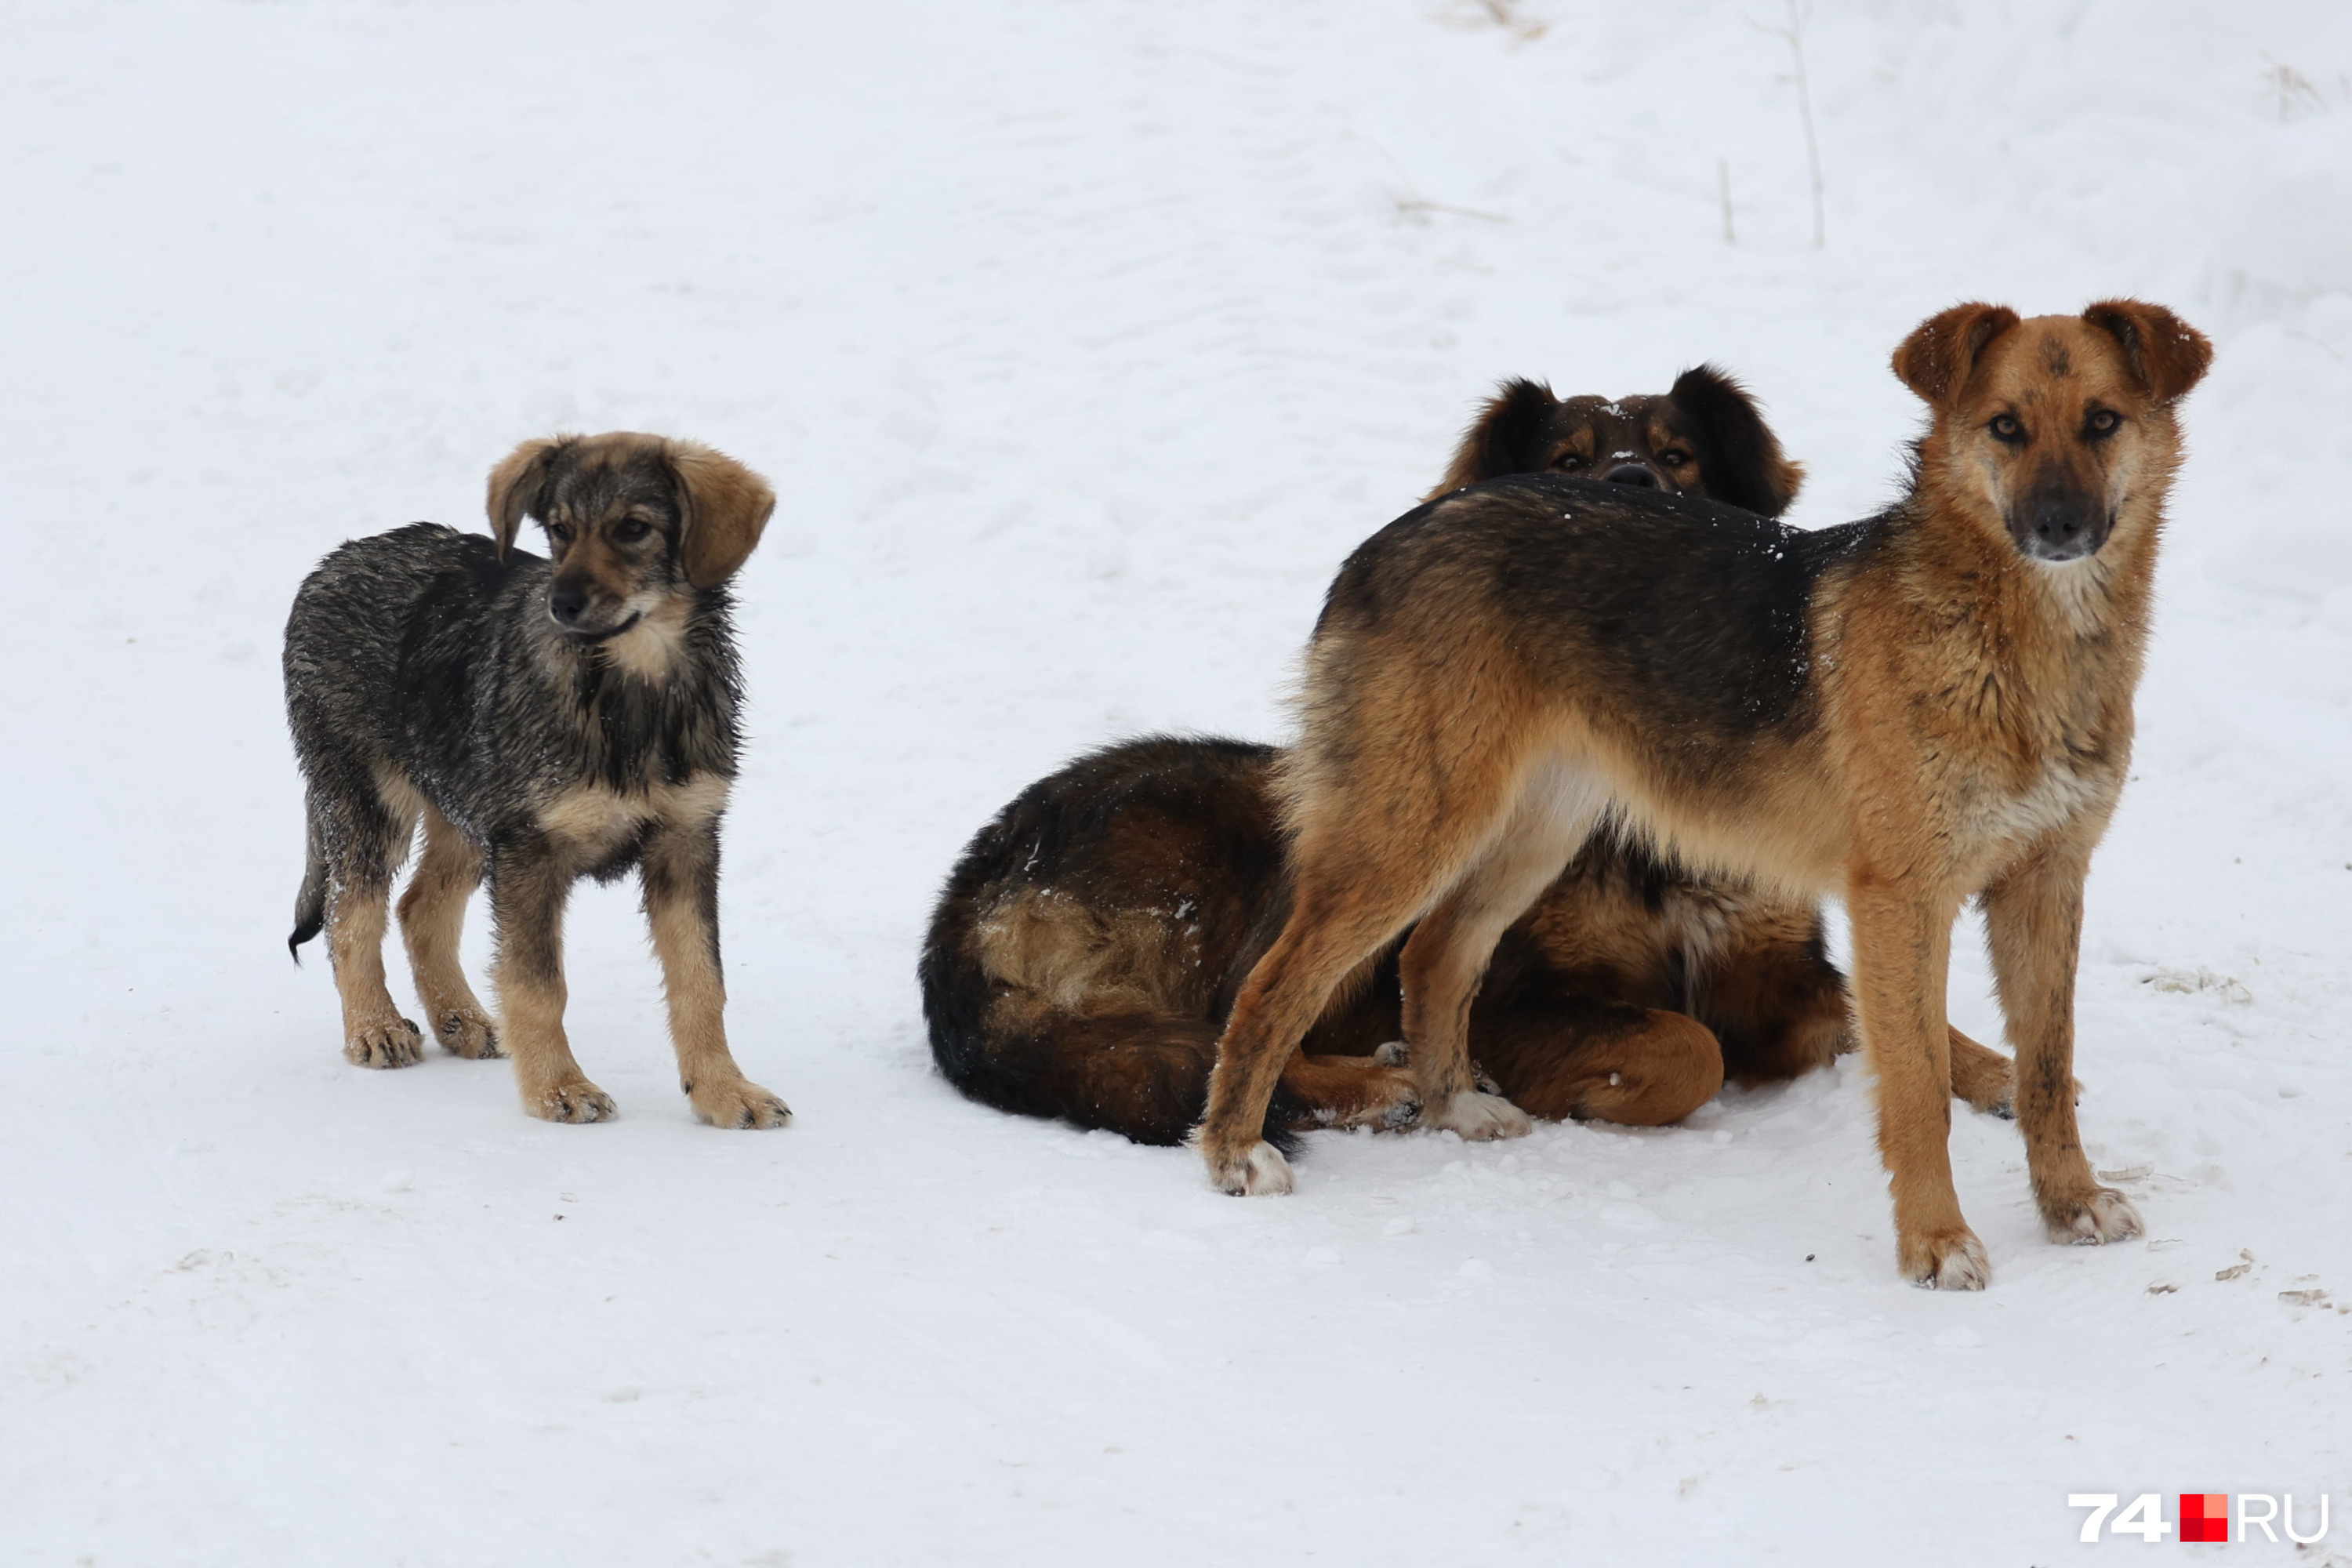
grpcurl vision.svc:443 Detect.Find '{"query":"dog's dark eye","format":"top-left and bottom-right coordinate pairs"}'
top-left (547, 523), bottom-right (573, 546)
top-left (1659, 450), bottom-right (1692, 468)
top-left (615, 518), bottom-right (651, 543)
top-left (2086, 409), bottom-right (2121, 436)
top-left (1554, 455), bottom-right (1585, 471)
top-left (1989, 415), bottom-right (2024, 443)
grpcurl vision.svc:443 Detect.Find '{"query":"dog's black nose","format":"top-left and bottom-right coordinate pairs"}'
top-left (549, 583), bottom-right (589, 625)
top-left (1602, 463), bottom-right (1661, 489)
top-left (2024, 493), bottom-right (2100, 558)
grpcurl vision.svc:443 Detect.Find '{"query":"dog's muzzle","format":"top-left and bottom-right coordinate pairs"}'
top-left (547, 583), bottom-right (640, 640)
top-left (549, 581), bottom-right (593, 626)
top-left (2009, 490), bottom-right (2111, 563)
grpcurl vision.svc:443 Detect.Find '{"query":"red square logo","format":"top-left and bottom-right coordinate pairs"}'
top-left (2180, 1494), bottom-right (2229, 1543)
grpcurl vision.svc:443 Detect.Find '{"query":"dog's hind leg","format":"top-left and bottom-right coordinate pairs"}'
top-left (488, 841), bottom-right (613, 1123)
top-left (325, 778), bottom-right (424, 1069)
top-left (1199, 623), bottom-right (1559, 1192)
top-left (641, 818), bottom-right (790, 1130)
top-left (398, 804), bottom-right (500, 1060)
top-left (1396, 768), bottom-right (1602, 1139)
top-left (1198, 761), bottom-right (1528, 1192)
top-left (1199, 895), bottom-right (1428, 1194)
top-left (1847, 874), bottom-right (1986, 1289)
top-left (1982, 843), bottom-right (2140, 1247)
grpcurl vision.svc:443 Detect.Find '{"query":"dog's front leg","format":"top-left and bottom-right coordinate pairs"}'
top-left (488, 840), bottom-right (614, 1123)
top-left (1847, 876), bottom-right (1986, 1289)
top-left (1982, 844), bottom-right (2140, 1247)
top-left (641, 821), bottom-right (790, 1129)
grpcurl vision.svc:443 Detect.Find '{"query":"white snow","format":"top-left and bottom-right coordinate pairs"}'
top-left (4, 2), bottom-right (2350, 1563)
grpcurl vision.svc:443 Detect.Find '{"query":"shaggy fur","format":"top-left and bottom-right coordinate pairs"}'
top-left (1196, 303), bottom-right (2210, 1292)
top-left (284, 433), bottom-right (790, 1128)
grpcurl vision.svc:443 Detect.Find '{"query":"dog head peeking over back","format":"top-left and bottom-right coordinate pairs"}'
top-left (1425, 365), bottom-right (1805, 517)
top-left (486, 433), bottom-right (775, 654)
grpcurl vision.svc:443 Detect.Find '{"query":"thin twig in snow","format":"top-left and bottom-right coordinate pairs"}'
top-left (1439, 0), bottom-right (1547, 45)
top-left (1395, 196), bottom-right (1510, 223)
top-left (1785, 1), bottom-right (1825, 249)
top-left (1754, 2), bottom-right (1827, 249)
top-left (2263, 59), bottom-right (2322, 122)
top-left (1357, 132), bottom-right (1512, 225)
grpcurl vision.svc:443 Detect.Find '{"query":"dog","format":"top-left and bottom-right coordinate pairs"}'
top-left (1423, 365), bottom-right (1806, 514)
top-left (922, 373), bottom-right (2017, 1149)
top-left (1196, 302), bottom-right (2209, 1291)
top-left (284, 432), bottom-right (792, 1129)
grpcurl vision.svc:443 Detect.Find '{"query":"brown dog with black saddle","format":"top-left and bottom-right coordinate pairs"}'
top-left (1197, 304), bottom-right (2209, 1291)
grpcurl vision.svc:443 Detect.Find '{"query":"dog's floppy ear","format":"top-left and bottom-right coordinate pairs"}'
top-left (1425, 379), bottom-right (1559, 501)
top-left (666, 441), bottom-right (775, 588)
top-left (486, 437), bottom-right (568, 560)
top-left (1668, 364), bottom-right (1805, 517)
top-left (2081, 299), bottom-right (2212, 405)
top-left (1892, 303), bottom-right (2022, 408)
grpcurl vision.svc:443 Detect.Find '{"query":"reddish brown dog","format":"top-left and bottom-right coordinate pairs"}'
top-left (1197, 303), bottom-right (2210, 1289)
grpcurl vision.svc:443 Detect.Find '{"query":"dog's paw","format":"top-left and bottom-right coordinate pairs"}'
top-left (688, 1076), bottom-right (793, 1130)
top-left (1312, 1062), bottom-right (1420, 1132)
top-left (1205, 1139), bottom-right (1294, 1196)
top-left (1949, 1047), bottom-right (2082, 1118)
top-left (434, 1007), bottom-right (503, 1060)
top-left (344, 1016), bottom-right (424, 1069)
top-left (1954, 1058), bottom-right (2016, 1117)
top-left (527, 1079), bottom-right (618, 1123)
top-left (1424, 1089), bottom-right (1532, 1142)
top-left (1899, 1226), bottom-right (1991, 1290)
top-left (2044, 1186), bottom-right (2142, 1246)
top-left (1371, 1040), bottom-right (1410, 1067)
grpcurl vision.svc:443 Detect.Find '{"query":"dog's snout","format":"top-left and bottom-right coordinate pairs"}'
top-left (1602, 463), bottom-right (1661, 490)
top-left (2012, 486), bottom-right (2107, 562)
top-left (2030, 497), bottom-right (2086, 544)
top-left (548, 581), bottom-right (590, 625)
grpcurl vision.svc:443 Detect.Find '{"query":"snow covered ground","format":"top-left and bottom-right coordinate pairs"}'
top-left (4, 2), bottom-right (2350, 1562)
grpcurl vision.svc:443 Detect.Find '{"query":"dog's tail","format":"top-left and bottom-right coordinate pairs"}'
top-left (289, 817), bottom-right (327, 964)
